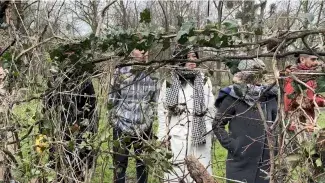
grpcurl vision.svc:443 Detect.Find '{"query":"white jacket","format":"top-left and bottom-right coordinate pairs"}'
top-left (157, 77), bottom-right (216, 141)
top-left (157, 76), bottom-right (216, 182)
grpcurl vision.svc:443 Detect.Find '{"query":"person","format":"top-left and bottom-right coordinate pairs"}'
top-left (41, 47), bottom-right (98, 182)
top-left (213, 58), bottom-right (278, 183)
top-left (283, 53), bottom-right (325, 132)
top-left (108, 49), bottom-right (159, 183)
top-left (157, 49), bottom-right (216, 182)
top-left (283, 53), bottom-right (325, 182)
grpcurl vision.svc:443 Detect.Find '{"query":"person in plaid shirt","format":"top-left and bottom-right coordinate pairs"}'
top-left (108, 49), bottom-right (159, 183)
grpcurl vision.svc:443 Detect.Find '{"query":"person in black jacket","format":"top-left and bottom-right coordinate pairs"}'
top-left (213, 58), bottom-right (278, 183)
top-left (41, 45), bottom-right (98, 182)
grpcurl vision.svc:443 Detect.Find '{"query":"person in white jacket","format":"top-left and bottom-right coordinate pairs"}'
top-left (157, 50), bottom-right (216, 183)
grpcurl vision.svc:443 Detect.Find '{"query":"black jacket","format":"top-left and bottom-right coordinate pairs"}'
top-left (43, 79), bottom-right (98, 136)
top-left (213, 91), bottom-right (277, 183)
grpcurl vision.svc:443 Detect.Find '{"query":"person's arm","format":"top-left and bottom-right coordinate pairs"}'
top-left (157, 80), bottom-right (168, 141)
top-left (79, 80), bottom-right (98, 132)
top-left (213, 96), bottom-right (237, 154)
top-left (306, 80), bottom-right (325, 107)
top-left (108, 68), bottom-right (121, 109)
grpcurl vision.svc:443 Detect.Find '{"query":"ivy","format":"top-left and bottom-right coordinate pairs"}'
top-left (316, 76), bottom-right (325, 93)
top-left (176, 21), bottom-right (195, 44)
top-left (140, 8), bottom-right (151, 23)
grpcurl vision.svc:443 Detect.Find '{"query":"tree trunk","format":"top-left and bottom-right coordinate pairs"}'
top-left (120, 0), bottom-right (128, 29)
top-left (158, 1), bottom-right (168, 32)
top-left (215, 0), bottom-right (223, 87)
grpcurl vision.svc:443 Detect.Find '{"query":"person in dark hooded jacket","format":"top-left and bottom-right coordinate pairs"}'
top-left (213, 58), bottom-right (278, 183)
top-left (40, 45), bottom-right (98, 183)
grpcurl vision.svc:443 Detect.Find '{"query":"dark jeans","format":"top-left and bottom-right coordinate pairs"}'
top-left (112, 127), bottom-right (152, 183)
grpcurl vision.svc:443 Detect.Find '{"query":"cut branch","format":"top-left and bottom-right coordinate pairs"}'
top-left (184, 155), bottom-right (217, 183)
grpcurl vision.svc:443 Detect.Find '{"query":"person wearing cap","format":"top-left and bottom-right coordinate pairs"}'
top-left (108, 49), bottom-right (159, 183)
top-left (157, 50), bottom-right (216, 182)
top-left (284, 53), bottom-right (325, 132)
top-left (213, 58), bottom-right (278, 183)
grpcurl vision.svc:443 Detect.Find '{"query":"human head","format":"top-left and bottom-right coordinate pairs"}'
top-left (233, 58), bottom-right (266, 84)
top-left (184, 51), bottom-right (198, 70)
top-left (130, 49), bottom-right (148, 62)
top-left (173, 49), bottom-right (199, 70)
top-left (296, 53), bottom-right (319, 68)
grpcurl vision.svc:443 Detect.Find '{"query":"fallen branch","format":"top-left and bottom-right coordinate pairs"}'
top-left (184, 155), bottom-right (217, 183)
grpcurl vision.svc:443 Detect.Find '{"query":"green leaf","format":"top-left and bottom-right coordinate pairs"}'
top-left (67, 141), bottom-right (75, 151)
top-left (222, 20), bottom-right (239, 32)
top-left (285, 154), bottom-right (301, 163)
top-left (140, 8), bottom-right (151, 23)
top-left (316, 158), bottom-right (322, 167)
top-left (123, 136), bottom-right (131, 143)
top-left (316, 76), bottom-right (325, 93)
top-left (254, 27), bottom-right (263, 35)
top-left (292, 81), bottom-right (306, 93)
top-left (165, 151), bottom-right (173, 160)
top-left (208, 33), bottom-right (221, 46)
top-left (188, 36), bottom-right (197, 43)
top-left (220, 35), bottom-right (230, 47)
top-left (225, 59), bottom-right (240, 74)
top-left (162, 38), bottom-right (170, 51)
top-left (287, 93), bottom-right (296, 99)
top-left (113, 140), bottom-right (120, 148)
top-left (176, 21), bottom-right (195, 44)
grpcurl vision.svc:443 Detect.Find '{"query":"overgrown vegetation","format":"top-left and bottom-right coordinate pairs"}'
top-left (1, 1), bottom-right (325, 183)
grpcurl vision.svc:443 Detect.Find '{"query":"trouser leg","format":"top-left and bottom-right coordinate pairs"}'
top-left (113, 128), bottom-right (131, 183)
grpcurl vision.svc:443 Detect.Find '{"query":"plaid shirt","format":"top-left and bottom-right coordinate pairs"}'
top-left (108, 66), bottom-right (159, 135)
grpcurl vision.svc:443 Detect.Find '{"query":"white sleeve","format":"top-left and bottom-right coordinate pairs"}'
top-left (205, 78), bottom-right (216, 132)
top-left (157, 80), bottom-right (168, 141)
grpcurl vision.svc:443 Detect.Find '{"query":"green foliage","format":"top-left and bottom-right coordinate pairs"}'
top-left (292, 81), bottom-right (307, 93)
top-left (316, 76), bottom-right (325, 93)
top-left (140, 8), bottom-right (151, 23)
top-left (101, 27), bottom-right (158, 56)
top-left (176, 21), bottom-right (195, 44)
top-left (49, 35), bottom-right (97, 74)
top-left (1, 51), bottom-right (12, 69)
top-left (225, 59), bottom-right (240, 74)
top-left (222, 20), bottom-right (239, 33)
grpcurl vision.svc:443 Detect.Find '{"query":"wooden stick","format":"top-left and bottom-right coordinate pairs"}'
top-left (184, 155), bottom-right (217, 183)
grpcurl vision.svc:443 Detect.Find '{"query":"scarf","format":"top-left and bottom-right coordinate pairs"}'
top-left (166, 70), bottom-right (207, 145)
top-left (216, 83), bottom-right (278, 107)
top-left (288, 64), bottom-right (319, 82)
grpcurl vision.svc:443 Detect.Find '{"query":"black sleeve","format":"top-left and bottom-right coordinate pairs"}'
top-left (271, 98), bottom-right (278, 122)
top-left (213, 96), bottom-right (237, 154)
top-left (77, 80), bottom-right (98, 132)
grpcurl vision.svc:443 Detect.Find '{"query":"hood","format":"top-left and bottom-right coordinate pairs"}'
top-left (215, 84), bottom-right (278, 108)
